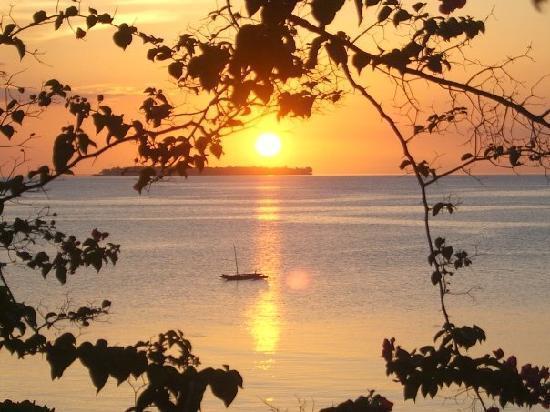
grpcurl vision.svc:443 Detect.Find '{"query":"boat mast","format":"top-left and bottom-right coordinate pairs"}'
top-left (233, 245), bottom-right (239, 275)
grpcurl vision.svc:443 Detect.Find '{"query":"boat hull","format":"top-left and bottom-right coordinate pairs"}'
top-left (220, 274), bottom-right (268, 281)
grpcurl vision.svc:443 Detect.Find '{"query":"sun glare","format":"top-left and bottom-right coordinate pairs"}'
top-left (255, 133), bottom-right (281, 157)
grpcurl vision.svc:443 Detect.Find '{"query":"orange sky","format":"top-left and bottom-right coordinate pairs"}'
top-left (3, 0), bottom-right (549, 175)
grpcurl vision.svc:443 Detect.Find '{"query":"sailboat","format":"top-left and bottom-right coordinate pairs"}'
top-left (220, 246), bottom-right (268, 281)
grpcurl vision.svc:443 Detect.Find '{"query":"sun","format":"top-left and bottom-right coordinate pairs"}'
top-left (255, 133), bottom-right (281, 157)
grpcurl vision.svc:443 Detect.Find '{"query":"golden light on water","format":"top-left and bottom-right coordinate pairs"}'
top-left (250, 292), bottom-right (280, 354)
top-left (256, 201), bottom-right (279, 221)
top-left (248, 197), bottom-right (282, 357)
top-left (255, 133), bottom-right (281, 157)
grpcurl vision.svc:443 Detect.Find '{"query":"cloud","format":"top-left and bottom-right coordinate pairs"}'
top-left (73, 82), bottom-right (145, 96)
top-left (8, 9), bottom-right (183, 43)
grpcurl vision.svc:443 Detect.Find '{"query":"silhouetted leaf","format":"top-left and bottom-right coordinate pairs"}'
top-left (133, 167), bottom-right (156, 194)
top-left (509, 147), bottom-right (521, 166)
top-left (245, 0), bottom-right (264, 16)
top-left (399, 159), bottom-right (411, 169)
top-left (393, 9), bottom-right (411, 26)
top-left (167, 61), bottom-right (183, 79)
top-left (378, 6), bottom-right (393, 22)
top-left (0, 125), bottom-right (15, 139)
top-left (209, 143), bottom-right (223, 159)
top-left (33, 10), bottom-right (48, 24)
top-left (53, 133), bottom-right (75, 173)
top-left (11, 110), bottom-right (25, 125)
top-left (55, 14), bottom-right (64, 30)
top-left (442, 246), bottom-right (453, 260)
top-left (431, 270), bottom-right (442, 285)
top-left (65, 6), bottom-right (78, 16)
top-left (75, 28), bottom-right (86, 39)
top-left (352, 52), bottom-right (371, 74)
top-left (325, 40), bottom-right (347, 65)
top-left (113, 24), bottom-right (134, 50)
top-left (86, 14), bottom-right (98, 29)
top-left (412, 2), bottom-right (426, 12)
top-left (432, 202), bottom-right (444, 216)
top-left (55, 265), bottom-right (67, 284)
top-left (311, 0), bottom-right (345, 26)
top-left (354, 0), bottom-right (363, 24)
top-left (427, 55), bottom-right (443, 73)
top-left (13, 38), bottom-right (26, 60)
top-left (201, 368), bottom-right (243, 407)
top-left (404, 380), bottom-right (420, 401)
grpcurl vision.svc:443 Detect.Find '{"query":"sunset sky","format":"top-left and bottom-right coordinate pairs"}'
top-left (3, 0), bottom-right (550, 175)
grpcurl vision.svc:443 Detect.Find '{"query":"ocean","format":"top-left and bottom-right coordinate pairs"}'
top-left (1, 175), bottom-right (549, 411)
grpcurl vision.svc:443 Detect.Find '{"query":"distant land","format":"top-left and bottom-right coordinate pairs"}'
top-left (97, 166), bottom-right (313, 176)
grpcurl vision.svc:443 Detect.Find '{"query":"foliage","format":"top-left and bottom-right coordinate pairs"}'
top-left (319, 391), bottom-right (393, 412)
top-left (1, 0), bottom-right (549, 411)
top-left (0, 400), bottom-right (54, 411)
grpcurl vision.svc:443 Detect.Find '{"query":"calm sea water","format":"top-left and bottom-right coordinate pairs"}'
top-left (1, 175), bottom-right (549, 411)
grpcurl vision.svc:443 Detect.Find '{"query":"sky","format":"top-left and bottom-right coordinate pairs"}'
top-left (2, 0), bottom-right (549, 175)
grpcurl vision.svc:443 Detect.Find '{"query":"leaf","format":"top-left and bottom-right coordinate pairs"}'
top-left (78, 133), bottom-right (97, 154)
top-left (378, 5), bottom-right (392, 22)
top-left (392, 9), bottom-right (411, 26)
top-left (226, 118), bottom-right (244, 127)
top-left (201, 368), bottom-right (243, 407)
top-left (11, 110), bottom-right (25, 124)
top-left (33, 10), bottom-right (48, 24)
top-left (427, 55), bottom-right (443, 73)
top-left (55, 14), bottom-right (64, 30)
top-left (412, 2), bottom-right (426, 12)
top-left (354, 0), bottom-right (363, 24)
top-left (252, 82), bottom-right (274, 103)
top-left (113, 24), bottom-right (134, 50)
top-left (509, 146), bottom-right (521, 166)
top-left (399, 159), bottom-right (411, 169)
top-left (133, 167), bottom-right (156, 194)
top-left (311, 0), bottom-right (345, 26)
top-left (97, 13), bottom-right (113, 24)
top-left (404, 380), bottom-right (420, 401)
top-left (89, 365), bottom-right (109, 392)
top-left (351, 52), bottom-right (371, 74)
top-left (0, 125), bottom-right (15, 139)
top-left (86, 14), bottom-right (98, 29)
top-left (245, 0), bottom-right (264, 16)
top-left (65, 6), bottom-right (78, 16)
top-left (442, 246), bottom-right (454, 260)
top-left (210, 142), bottom-right (223, 159)
top-left (53, 133), bottom-right (76, 173)
top-left (13, 37), bottom-right (26, 60)
top-left (75, 28), bottom-right (86, 39)
top-left (431, 270), bottom-right (442, 285)
top-left (42, 263), bottom-right (53, 278)
top-left (325, 40), bottom-right (347, 66)
top-left (432, 202), bottom-right (444, 216)
top-left (167, 61), bottom-right (183, 79)
top-left (366, 0), bottom-right (381, 6)
top-left (461, 153), bottom-right (473, 161)
top-left (3, 24), bottom-right (16, 36)
top-left (56, 265), bottom-right (67, 284)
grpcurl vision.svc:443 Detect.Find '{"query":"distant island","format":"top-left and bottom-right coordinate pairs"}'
top-left (97, 166), bottom-right (312, 176)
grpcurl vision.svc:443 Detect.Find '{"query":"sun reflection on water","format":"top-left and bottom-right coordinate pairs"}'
top-left (247, 197), bottom-right (282, 359)
top-left (250, 291), bottom-right (280, 353)
top-left (256, 198), bottom-right (280, 221)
